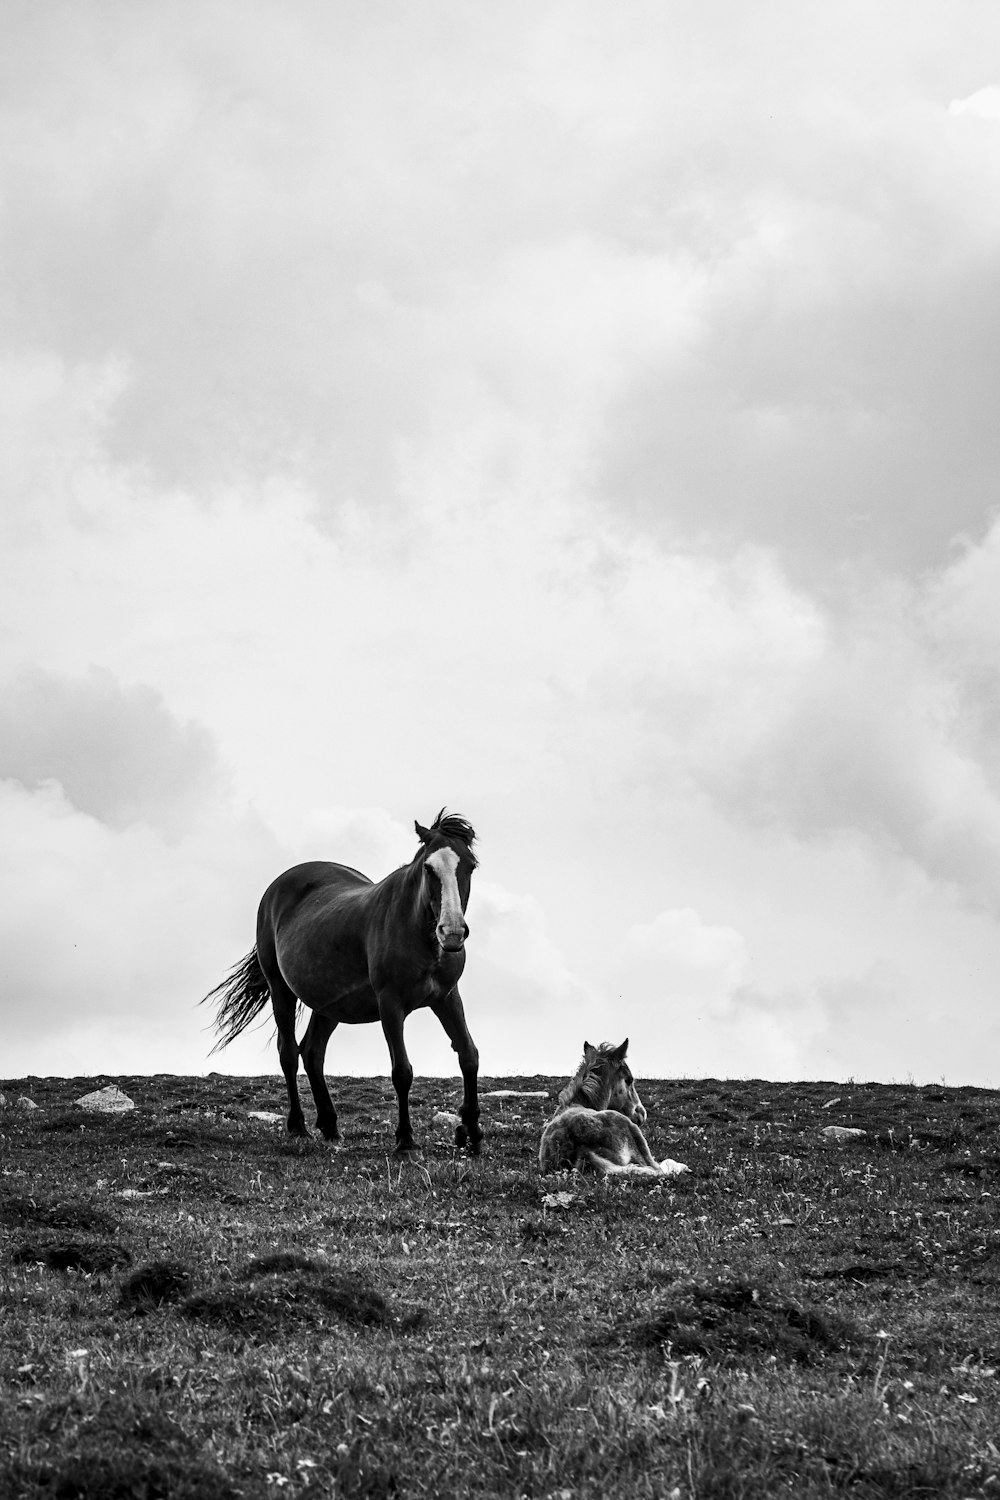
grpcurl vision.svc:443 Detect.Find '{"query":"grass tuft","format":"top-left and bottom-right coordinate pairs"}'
top-left (0, 1195), bottom-right (119, 1235)
top-left (180, 1255), bottom-right (419, 1337)
top-left (638, 1277), bottom-right (858, 1363)
top-left (120, 1259), bottom-right (195, 1311)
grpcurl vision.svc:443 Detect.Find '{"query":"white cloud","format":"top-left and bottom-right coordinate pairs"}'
top-left (949, 86), bottom-right (1000, 119)
top-left (619, 907), bottom-right (791, 1079)
top-left (682, 564), bottom-right (1000, 915)
top-left (291, 806), bottom-right (417, 879)
top-left (626, 907), bottom-right (748, 1014)
top-left (0, 776), bottom-right (281, 1075)
top-left (0, 666), bottom-right (227, 837)
top-left (470, 880), bottom-right (583, 997)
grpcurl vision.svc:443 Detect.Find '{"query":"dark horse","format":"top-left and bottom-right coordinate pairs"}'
top-left (203, 810), bottom-right (482, 1156)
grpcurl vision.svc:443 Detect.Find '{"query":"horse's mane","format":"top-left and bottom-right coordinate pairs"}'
top-left (557, 1042), bottom-right (624, 1111)
top-left (427, 808), bottom-right (478, 867)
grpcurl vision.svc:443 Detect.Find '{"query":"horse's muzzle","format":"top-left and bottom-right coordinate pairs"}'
top-left (437, 925), bottom-right (468, 953)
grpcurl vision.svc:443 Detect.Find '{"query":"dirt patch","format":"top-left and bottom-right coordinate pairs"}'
top-left (38, 1113), bottom-right (92, 1134)
top-left (12, 1237), bottom-right (132, 1274)
top-left (240, 1250), bottom-right (317, 1277)
top-left (637, 1279), bottom-right (858, 1364)
top-left (181, 1253), bottom-right (426, 1338)
top-left (2, 1454), bottom-right (237, 1500)
top-left (120, 1259), bottom-right (195, 1311)
top-left (0, 1195), bottom-right (119, 1235)
top-left (1, 1396), bottom-right (238, 1500)
top-left (819, 1259), bottom-right (912, 1283)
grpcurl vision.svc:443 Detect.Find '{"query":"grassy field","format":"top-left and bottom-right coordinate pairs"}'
top-left (2, 1070), bottom-right (1000, 1498)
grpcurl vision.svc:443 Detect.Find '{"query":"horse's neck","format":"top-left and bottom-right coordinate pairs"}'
top-left (370, 859), bottom-right (430, 939)
top-left (383, 857), bottom-right (424, 906)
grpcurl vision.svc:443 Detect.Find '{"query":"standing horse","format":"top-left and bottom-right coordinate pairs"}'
top-left (539, 1040), bottom-right (688, 1178)
top-left (203, 810), bottom-right (482, 1157)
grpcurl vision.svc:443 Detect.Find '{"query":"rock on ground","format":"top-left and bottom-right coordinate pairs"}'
top-left (76, 1085), bottom-right (136, 1114)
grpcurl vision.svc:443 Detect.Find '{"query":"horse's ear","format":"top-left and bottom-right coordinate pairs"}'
top-left (611, 1038), bottom-right (629, 1063)
top-left (415, 821), bottom-right (432, 844)
top-left (583, 1040), bottom-right (594, 1054)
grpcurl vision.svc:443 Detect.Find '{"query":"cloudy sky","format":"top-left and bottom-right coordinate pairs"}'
top-left (3, 1), bottom-right (1000, 1089)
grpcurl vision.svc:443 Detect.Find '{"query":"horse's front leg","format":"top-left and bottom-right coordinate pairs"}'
top-left (378, 994), bottom-right (417, 1155)
top-left (432, 987), bottom-right (482, 1155)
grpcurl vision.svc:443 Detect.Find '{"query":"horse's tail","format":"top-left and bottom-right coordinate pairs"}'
top-left (202, 948), bottom-right (271, 1052)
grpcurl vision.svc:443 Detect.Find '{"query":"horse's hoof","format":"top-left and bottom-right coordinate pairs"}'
top-left (454, 1124), bottom-right (468, 1148)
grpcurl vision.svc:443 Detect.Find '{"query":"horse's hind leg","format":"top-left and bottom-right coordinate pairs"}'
top-left (299, 1012), bottom-right (340, 1142)
top-left (432, 987), bottom-right (482, 1154)
top-left (265, 970), bottom-right (307, 1137)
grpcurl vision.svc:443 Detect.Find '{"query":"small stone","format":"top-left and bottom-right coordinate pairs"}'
top-left (247, 1110), bottom-right (284, 1124)
top-left (16, 1096), bottom-right (39, 1111)
top-left (822, 1125), bottom-right (867, 1142)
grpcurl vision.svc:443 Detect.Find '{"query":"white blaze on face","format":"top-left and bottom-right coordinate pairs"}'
top-left (425, 846), bottom-right (465, 947)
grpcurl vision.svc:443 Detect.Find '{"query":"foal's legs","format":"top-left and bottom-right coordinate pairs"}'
top-left (581, 1149), bottom-right (662, 1178)
top-left (624, 1118), bottom-right (662, 1169)
top-left (299, 1011), bottom-right (341, 1142)
top-left (431, 986), bottom-right (482, 1154)
top-left (378, 992), bottom-right (417, 1155)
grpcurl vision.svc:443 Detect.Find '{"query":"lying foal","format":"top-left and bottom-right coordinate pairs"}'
top-left (539, 1039), bottom-right (689, 1179)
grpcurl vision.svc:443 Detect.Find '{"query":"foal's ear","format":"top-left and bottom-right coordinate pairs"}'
top-left (611, 1038), bottom-right (629, 1063)
top-left (415, 821), bottom-right (432, 844)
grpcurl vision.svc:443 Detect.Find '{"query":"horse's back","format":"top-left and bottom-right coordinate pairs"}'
top-left (258, 861), bottom-right (374, 940)
top-left (264, 860), bottom-right (372, 900)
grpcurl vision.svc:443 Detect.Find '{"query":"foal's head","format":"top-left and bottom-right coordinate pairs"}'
top-left (415, 809), bottom-right (478, 954)
top-left (558, 1039), bottom-right (647, 1124)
